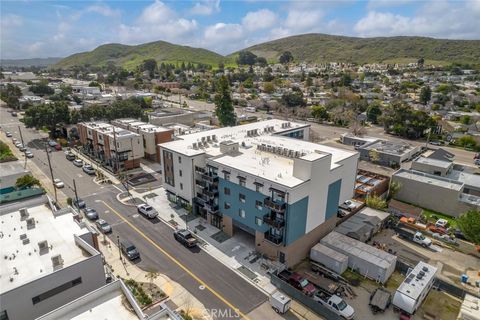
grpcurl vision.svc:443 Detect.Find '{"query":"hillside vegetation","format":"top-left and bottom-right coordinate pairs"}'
top-left (54, 41), bottom-right (229, 70)
top-left (233, 33), bottom-right (480, 66)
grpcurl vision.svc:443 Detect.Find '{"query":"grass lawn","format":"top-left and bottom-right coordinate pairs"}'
top-left (422, 209), bottom-right (458, 228)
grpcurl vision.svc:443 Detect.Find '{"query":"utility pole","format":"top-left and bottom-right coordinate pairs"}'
top-left (18, 126), bottom-right (27, 169)
top-left (45, 143), bottom-right (58, 204)
top-left (73, 179), bottom-right (79, 208)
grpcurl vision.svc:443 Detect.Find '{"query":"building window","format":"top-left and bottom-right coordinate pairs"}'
top-left (180, 183), bottom-right (183, 190)
top-left (255, 200), bottom-right (263, 210)
top-left (0, 310), bottom-right (8, 320)
top-left (255, 217), bottom-right (263, 226)
top-left (239, 209), bottom-right (245, 218)
top-left (239, 178), bottom-right (246, 187)
top-left (32, 277), bottom-right (82, 305)
top-left (179, 170), bottom-right (182, 177)
top-left (239, 193), bottom-right (246, 203)
top-left (224, 172), bottom-right (230, 180)
top-left (224, 187), bottom-right (230, 195)
top-left (224, 202), bottom-right (231, 210)
top-left (255, 184), bottom-right (262, 192)
top-left (178, 156), bottom-right (182, 163)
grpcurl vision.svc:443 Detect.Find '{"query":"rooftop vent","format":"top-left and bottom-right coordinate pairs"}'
top-left (422, 266), bottom-right (429, 273)
top-left (51, 254), bottom-right (64, 270)
top-left (38, 240), bottom-right (49, 253)
top-left (26, 218), bottom-right (35, 229)
top-left (212, 135), bottom-right (217, 141)
top-left (20, 208), bottom-right (29, 220)
top-left (193, 142), bottom-right (198, 149)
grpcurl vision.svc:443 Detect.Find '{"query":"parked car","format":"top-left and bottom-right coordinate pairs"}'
top-left (11, 111), bottom-right (17, 117)
top-left (82, 164), bottom-right (95, 175)
top-left (429, 141), bottom-right (443, 146)
top-left (47, 140), bottom-right (58, 147)
top-left (19, 145), bottom-right (26, 152)
top-left (174, 229), bottom-right (197, 247)
top-left (83, 207), bottom-right (98, 220)
top-left (73, 198), bottom-right (86, 209)
top-left (65, 152), bottom-right (76, 161)
top-left (474, 153), bottom-right (480, 160)
top-left (73, 159), bottom-right (83, 167)
top-left (5, 132), bottom-right (12, 137)
top-left (12, 138), bottom-right (17, 143)
top-left (15, 142), bottom-right (22, 148)
top-left (475, 159), bottom-right (480, 166)
top-left (120, 241), bottom-right (140, 260)
top-left (137, 204), bottom-right (158, 218)
top-left (453, 229), bottom-right (467, 241)
top-left (287, 273), bottom-right (317, 296)
top-left (432, 233), bottom-right (457, 244)
top-left (54, 144), bottom-right (62, 151)
top-left (435, 219), bottom-right (449, 228)
top-left (25, 150), bottom-right (34, 158)
top-left (95, 219), bottom-right (112, 233)
top-left (53, 178), bottom-right (64, 188)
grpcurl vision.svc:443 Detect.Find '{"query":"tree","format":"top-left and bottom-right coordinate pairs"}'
top-left (456, 210), bottom-right (480, 244)
top-left (237, 51), bottom-right (257, 66)
top-left (15, 175), bottom-right (41, 189)
top-left (279, 51), bottom-right (293, 64)
top-left (388, 181), bottom-right (401, 200)
top-left (281, 91), bottom-right (306, 108)
top-left (214, 76), bottom-right (236, 126)
top-left (417, 57), bottom-right (425, 68)
top-left (366, 102), bottom-right (382, 124)
top-left (145, 270), bottom-right (159, 290)
top-left (263, 82), bottom-right (275, 94)
top-left (24, 102), bottom-right (70, 137)
top-left (311, 105), bottom-right (329, 121)
top-left (142, 59), bottom-right (157, 78)
top-left (256, 57), bottom-right (267, 67)
top-left (460, 115), bottom-right (472, 125)
top-left (29, 83), bottom-right (54, 96)
top-left (365, 195), bottom-right (387, 210)
top-left (457, 135), bottom-right (476, 148)
top-left (419, 86), bottom-right (432, 105)
top-left (369, 149), bottom-right (380, 163)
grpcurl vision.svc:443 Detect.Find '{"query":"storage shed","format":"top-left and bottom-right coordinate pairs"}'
top-left (320, 231), bottom-right (397, 283)
top-left (310, 243), bottom-right (349, 275)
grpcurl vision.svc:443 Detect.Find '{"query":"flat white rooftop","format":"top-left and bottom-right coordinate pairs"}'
top-left (413, 157), bottom-right (452, 169)
top-left (396, 261), bottom-right (437, 299)
top-left (0, 203), bottom-right (92, 293)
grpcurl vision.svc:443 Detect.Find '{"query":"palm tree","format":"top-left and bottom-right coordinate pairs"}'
top-left (145, 270), bottom-right (159, 290)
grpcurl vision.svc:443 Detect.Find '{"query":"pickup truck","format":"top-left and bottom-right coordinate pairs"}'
top-left (279, 271), bottom-right (317, 296)
top-left (395, 225), bottom-right (432, 247)
top-left (313, 291), bottom-right (355, 320)
top-left (174, 229), bottom-right (197, 247)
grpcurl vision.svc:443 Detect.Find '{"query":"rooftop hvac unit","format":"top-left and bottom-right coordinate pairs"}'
top-left (207, 136), bottom-right (212, 142)
top-left (19, 234), bottom-right (27, 240)
top-left (295, 151), bottom-right (300, 158)
top-left (201, 137), bottom-right (206, 142)
top-left (241, 141), bottom-right (246, 147)
top-left (51, 254), bottom-right (64, 269)
top-left (38, 240), bottom-right (49, 252)
top-left (26, 217), bottom-right (35, 229)
top-left (20, 208), bottom-right (29, 220)
top-left (193, 142), bottom-right (198, 149)
top-left (212, 135), bottom-right (217, 141)
top-left (287, 122), bottom-right (291, 127)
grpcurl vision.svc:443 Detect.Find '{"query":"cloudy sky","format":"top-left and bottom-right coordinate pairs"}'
top-left (2, 0), bottom-right (479, 59)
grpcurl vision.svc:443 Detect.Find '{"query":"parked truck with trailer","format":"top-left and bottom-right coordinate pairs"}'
top-left (313, 291), bottom-right (355, 320)
top-left (395, 225), bottom-right (432, 247)
top-left (278, 270), bottom-right (317, 296)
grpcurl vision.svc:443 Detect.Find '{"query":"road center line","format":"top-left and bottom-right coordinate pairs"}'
top-left (100, 201), bottom-right (250, 320)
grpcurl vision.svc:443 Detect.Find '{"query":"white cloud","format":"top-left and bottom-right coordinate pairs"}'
top-left (203, 22), bottom-right (244, 52)
top-left (86, 4), bottom-right (121, 17)
top-left (190, 0), bottom-right (220, 15)
top-left (242, 9), bottom-right (277, 31)
top-left (1, 14), bottom-right (23, 27)
top-left (355, 1), bottom-right (480, 39)
top-left (285, 9), bottom-right (324, 31)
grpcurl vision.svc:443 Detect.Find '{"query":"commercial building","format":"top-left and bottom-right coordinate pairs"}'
top-left (148, 108), bottom-right (197, 126)
top-left (159, 120), bottom-right (358, 266)
top-left (37, 280), bottom-right (181, 320)
top-left (77, 122), bottom-right (144, 172)
top-left (112, 119), bottom-right (174, 162)
top-left (0, 197), bottom-right (105, 320)
top-left (358, 139), bottom-right (421, 167)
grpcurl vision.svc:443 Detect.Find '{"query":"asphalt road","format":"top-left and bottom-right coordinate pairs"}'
top-left (0, 109), bottom-right (267, 319)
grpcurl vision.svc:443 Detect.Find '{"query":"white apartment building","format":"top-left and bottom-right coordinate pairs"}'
top-left (0, 198), bottom-right (105, 320)
top-left (159, 120), bottom-right (358, 266)
top-left (78, 122), bottom-right (144, 171)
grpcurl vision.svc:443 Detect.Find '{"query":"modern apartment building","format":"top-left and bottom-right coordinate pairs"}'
top-left (77, 122), bottom-right (144, 172)
top-left (112, 119), bottom-right (174, 162)
top-left (159, 120), bottom-right (358, 266)
top-left (0, 197), bottom-right (105, 320)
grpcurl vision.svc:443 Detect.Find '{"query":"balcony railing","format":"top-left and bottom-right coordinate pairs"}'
top-left (201, 173), bottom-right (219, 183)
top-left (203, 188), bottom-right (218, 198)
top-left (264, 232), bottom-right (284, 245)
top-left (193, 197), bottom-right (206, 206)
top-left (264, 197), bottom-right (287, 212)
top-left (195, 179), bottom-right (207, 188)
top-left (205, 203), bottom-right (219, 213)
top-left (459, 193), bottom-right (480, 206)
top-left (263, 214), bottom-right (285, 228)
top-left (194, 166), bottom-right (206, 174)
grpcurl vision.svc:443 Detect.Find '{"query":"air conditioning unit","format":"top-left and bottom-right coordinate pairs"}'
top-left (212, 135), bottom-right (217, 141)
top-left (51, 254), bottom-right (64, 269)
top-left (20, 208), bottom-right (29, 220)
top-left (26, 218), bottom-right (35, 229)
top-left (193, 142), bottom-right (198, 149)
top-left (207, 136), bottom-right (212, 142)
top-left (38, 240), bottom-right (49, 252)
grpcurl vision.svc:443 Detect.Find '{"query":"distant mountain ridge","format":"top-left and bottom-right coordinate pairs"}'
top-left (1, 57), bottom-right (62, 67)
top-left (54, 33), bottom-right (480, 69)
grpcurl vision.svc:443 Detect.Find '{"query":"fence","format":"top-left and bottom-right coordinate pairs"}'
top-left (395, 259), bottom-right (479, 299)
top-left (270, 273), bottom-right (341, 320)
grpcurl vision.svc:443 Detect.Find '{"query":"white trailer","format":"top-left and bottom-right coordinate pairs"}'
top-left (392, 261), bottom-right (438, 315)
top-left (310, 243), bottom-right (348, 275)
top-left (269, 291), bottom-right (292, 314)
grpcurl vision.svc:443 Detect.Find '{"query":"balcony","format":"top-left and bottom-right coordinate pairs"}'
top-left (194, 166), bottom-right (206, 174)
top-left (193, 197), bottom-right (206, 206)
top-left (201, 173), bottom-right (219, 183)
top-left (195, 179), bottom-right (207, 188)
top-left (205, 203), bottom-right (219, 213)
top-left (264, 232), bottom-right (284, 245)
top-left (263, 214), bottom-right (285, 228)
top-left (203, 188), bottom-right (218, 198)
top-left (264, 197), bottom-right (287, 213)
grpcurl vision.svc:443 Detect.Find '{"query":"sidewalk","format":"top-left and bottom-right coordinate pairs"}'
top-left (97, 234), bottom-right (211, 320)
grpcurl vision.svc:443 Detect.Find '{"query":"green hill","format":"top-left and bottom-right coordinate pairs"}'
top-left (1, 57), bottom-right (62, 68)
top-left (231, 33), bottom-right (480, 66)
top-left (54, 41), bottom-right (229, 70)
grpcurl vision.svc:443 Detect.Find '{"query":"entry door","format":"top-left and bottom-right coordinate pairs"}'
top-left (211, 214), bottom-right (222, 229)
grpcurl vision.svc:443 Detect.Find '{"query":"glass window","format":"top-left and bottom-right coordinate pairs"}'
top-left (180, 183), bottom-right (183, 190)
top-left (255, 217), bottom-right (263, 226)
top-left (239, 178), bottom-right (246, 187)
top-left (178, 156), bottom-right (182, 163)
top-left (239, 209), bottom-right (245, 218)
top-left (224, 202), bottom-right (231, 210)
top-left (224, 172), bottom-right (230, 180)
top-left (179, 170), bottom-right (182, 177)
top-left (255, 184), bottom-right (262, 192)
top-left (224, 187), bottom-right (230, 195)
top-left (239, 193), bottom-right (246, 203)
top-left (32, 277), bottom-right (82, 305)
top-left (255, 200), bottom-right (263, 210)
